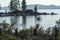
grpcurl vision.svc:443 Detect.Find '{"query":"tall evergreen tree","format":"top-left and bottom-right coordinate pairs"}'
top-left (10, 0), bottom-right (14, 11)
top-left (34, 5), bottom-right (37, 25)
top-left (22, 0), bottom-right (26, 11)
top-left (34, 5), bottom-right (37, 13)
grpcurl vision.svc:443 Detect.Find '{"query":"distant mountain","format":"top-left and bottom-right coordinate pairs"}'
top-left (1, 6), bottom-right (9, 10)
top-left (27, 5), bottom-right (60, 10)
top-left (1, 5), bottom-right (60, 10)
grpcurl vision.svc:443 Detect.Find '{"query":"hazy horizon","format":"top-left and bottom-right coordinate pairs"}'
top-left (0, 0), bottom-right (60, 7)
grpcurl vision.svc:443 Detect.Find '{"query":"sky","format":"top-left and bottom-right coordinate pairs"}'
top-left (0, 0), bottom-right (60, 7)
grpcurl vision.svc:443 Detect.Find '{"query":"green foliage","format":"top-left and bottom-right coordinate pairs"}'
top-left (1, 19), bottom-right (60, 40)
top-left (1, 21), bottom-right (17, 34)
top-left (45, 27), bottom-right (51, 35)
top-left (35, 24), bottom-right (39, 29)
top-left (2, 21), bottom-right (9, 30)
top-left (30, 27), bottom-right (34, 33)
top-left (3, 34), bottom-right (22, 40)
top-left (10, 0), bottom-right (20, 11)
top-left (52, 25), bottom-right (59, 40)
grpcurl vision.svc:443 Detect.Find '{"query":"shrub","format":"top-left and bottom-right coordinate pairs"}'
top-left (3, 34), bottom-right (22, 40)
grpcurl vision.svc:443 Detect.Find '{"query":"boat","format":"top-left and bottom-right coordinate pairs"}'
top-left (36, 16), bottom-right (40, 21)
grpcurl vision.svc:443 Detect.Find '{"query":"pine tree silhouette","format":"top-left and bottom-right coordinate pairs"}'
top-left (22, 0), bottom-right (26, 11)
top-left (34, 5), bottom-right (37, 13)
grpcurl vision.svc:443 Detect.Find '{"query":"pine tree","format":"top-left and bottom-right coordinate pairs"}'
top-left (22, 0), bottom-right (26, 11)
top-left (34, 5), bottom-right (37, 24)
top-left (34, 5), bottom-right (37, 13)
top-left (10, 0), bottom-right (14, 11)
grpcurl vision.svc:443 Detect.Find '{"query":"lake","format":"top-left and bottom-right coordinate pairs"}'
top-left (38, 9), bottom-right (60, 14)
top-left (0, 9), bottom-right (60, 30)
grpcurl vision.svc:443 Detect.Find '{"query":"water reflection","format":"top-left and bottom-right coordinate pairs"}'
top-left (0, 15), bottom-right (60, 30)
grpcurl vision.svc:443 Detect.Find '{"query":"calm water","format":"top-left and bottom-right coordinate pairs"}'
top-left (38, 9), bottom-right (60, 14)
top-left (0, 9), bottom-right (60, 29)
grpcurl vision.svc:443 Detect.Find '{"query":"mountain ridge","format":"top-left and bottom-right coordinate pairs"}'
top-left (1, 4), bottom-right (60, 10)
